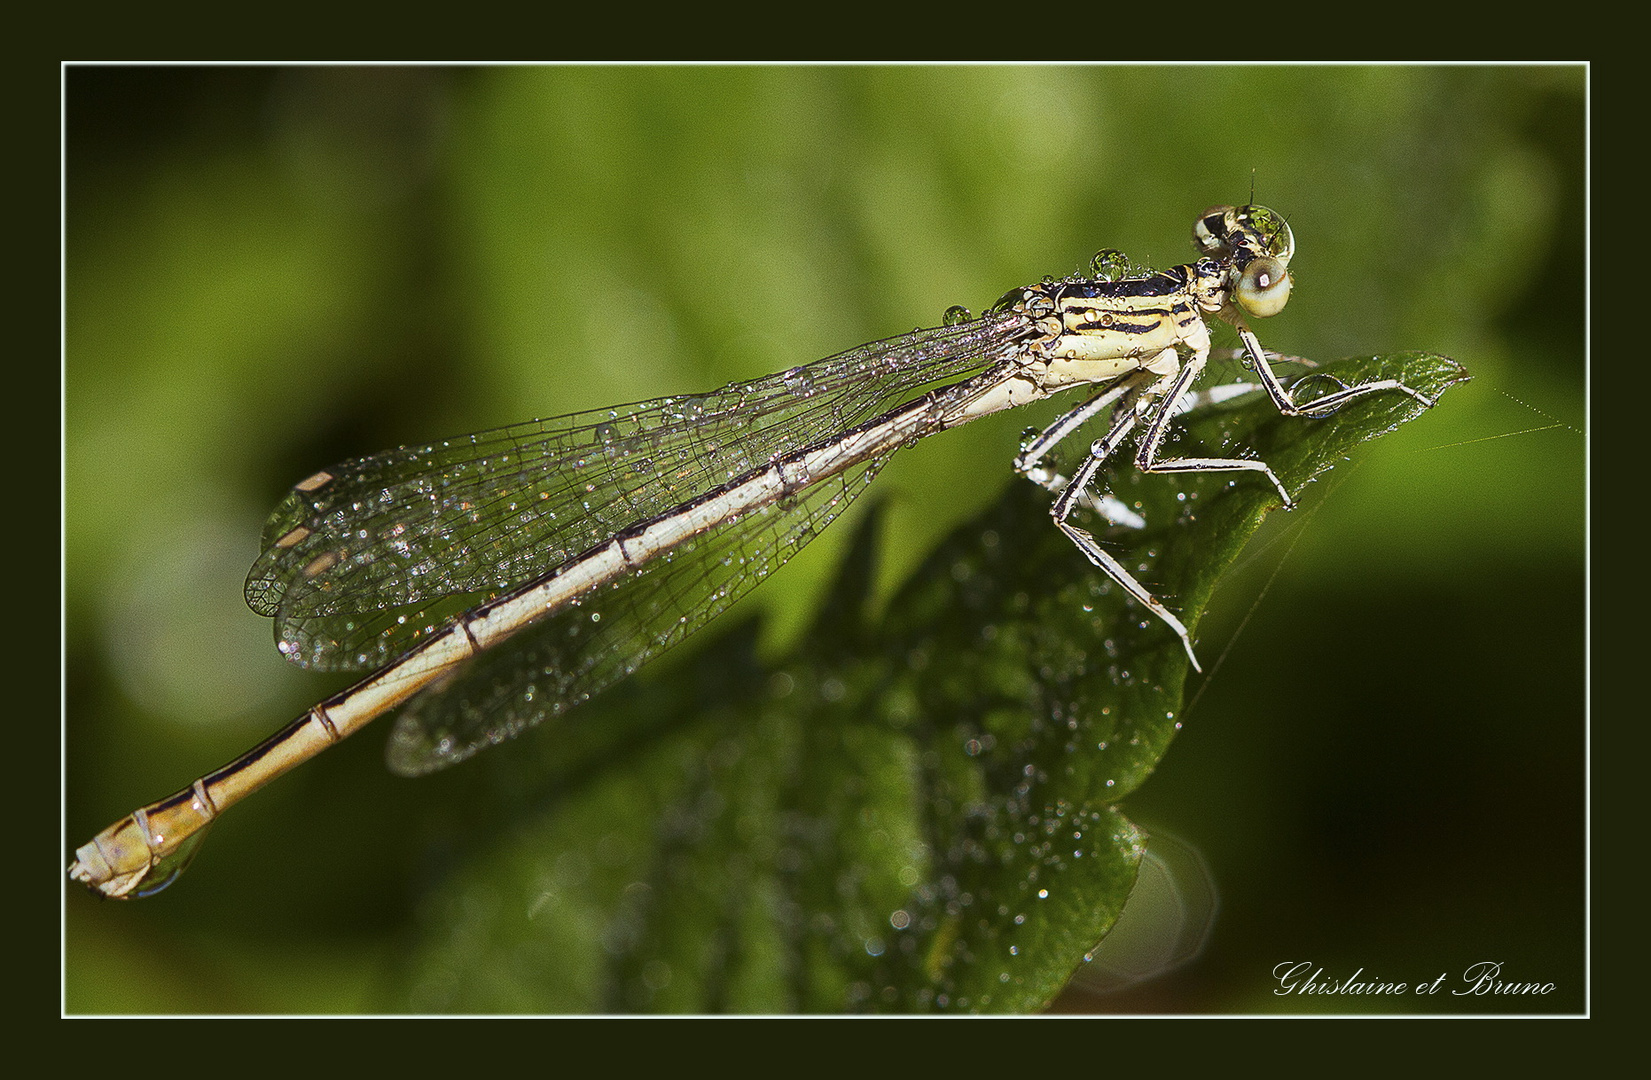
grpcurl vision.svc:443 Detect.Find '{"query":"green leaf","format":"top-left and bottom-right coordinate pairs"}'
top-left (381, 352), bottom-right (1469, 1013)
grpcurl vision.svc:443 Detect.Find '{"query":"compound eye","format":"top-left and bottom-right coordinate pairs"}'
top-left (1236, 256), bottom-right (1291, 317)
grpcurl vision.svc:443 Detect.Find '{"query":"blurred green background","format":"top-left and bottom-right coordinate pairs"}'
top-left (64, 65), bottom-right (1584, 1013)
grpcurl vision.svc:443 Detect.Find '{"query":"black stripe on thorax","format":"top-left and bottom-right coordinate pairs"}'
top-left (1056, 264), bottom-right (1192, 301)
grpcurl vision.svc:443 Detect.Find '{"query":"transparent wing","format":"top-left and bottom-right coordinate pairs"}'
top-left (246, 315), bottom-right (1026, 672)
top-left (383, 450), bottom-right (892, 776)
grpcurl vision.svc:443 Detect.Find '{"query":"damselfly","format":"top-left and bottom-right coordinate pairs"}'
top-left (69, 204), bottom-right (1437, 899)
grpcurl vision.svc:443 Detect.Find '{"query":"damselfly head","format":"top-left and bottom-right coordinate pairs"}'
top-left (1196, 204), bottom-right (1294, 320)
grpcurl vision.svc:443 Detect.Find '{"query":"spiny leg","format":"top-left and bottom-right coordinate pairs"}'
top-left (1236, 327), bottom-right (1437, 417)
top-left (1015, 376), bottom-right (1149, 529)
top-left (1045, 367), bottom-right (1203, 671)
top-left (1016, 352), bottom-right (1310, 485)
top-left (1177, 348), bottom-right (1316, 416)
top-left (1015, 380), bottom-right (1132, 481)
top-left (1145, 335), bottom-right (1432, 497)
top-left (1133, 348), bottom-right (1296, 509)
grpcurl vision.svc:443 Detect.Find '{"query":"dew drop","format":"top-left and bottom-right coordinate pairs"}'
top-left (1090, 248), bottom-right (1132, 282)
